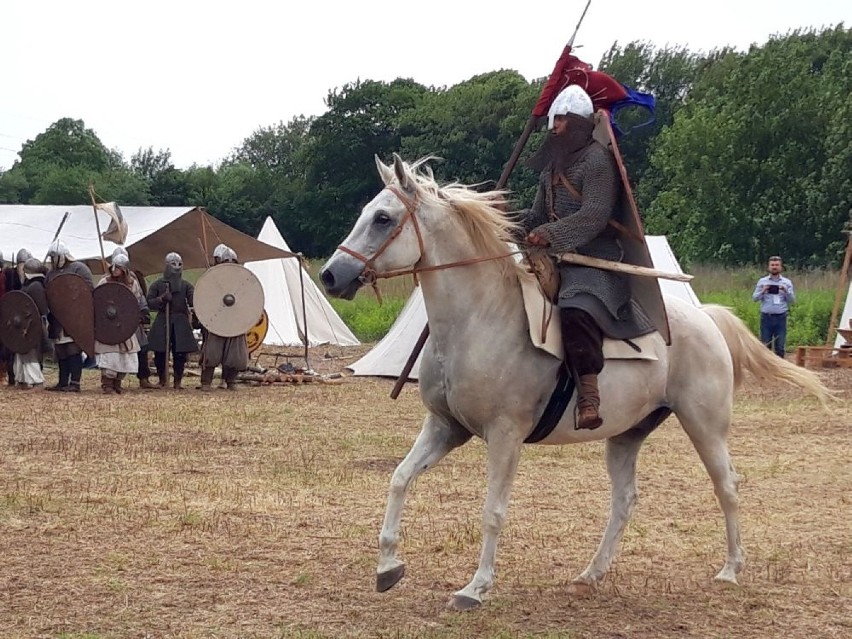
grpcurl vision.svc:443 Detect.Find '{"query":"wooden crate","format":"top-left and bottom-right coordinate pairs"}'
top-left (795, 345), bottom-right (852, 369)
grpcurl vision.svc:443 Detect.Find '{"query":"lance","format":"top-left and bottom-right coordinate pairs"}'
top-left (390, 1), bottom-right (594, 399)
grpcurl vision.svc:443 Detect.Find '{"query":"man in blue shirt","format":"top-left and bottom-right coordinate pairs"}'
top-left (752, 256), bottom-right (795, 357)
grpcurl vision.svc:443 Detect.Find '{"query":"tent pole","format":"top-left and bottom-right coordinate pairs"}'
top-left (298, 253), bottom-right (309, 368)
top-left (826, 231), bottom-right (852, 346)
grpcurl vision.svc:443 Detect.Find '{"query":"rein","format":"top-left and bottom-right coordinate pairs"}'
top-left (337, 185), bottom-right (521, 302)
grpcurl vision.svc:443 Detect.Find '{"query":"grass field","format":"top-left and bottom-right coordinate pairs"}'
top-left (304, 261), bottom-right (845, 349)
top-left (0, 349), bottom-right (849, 638)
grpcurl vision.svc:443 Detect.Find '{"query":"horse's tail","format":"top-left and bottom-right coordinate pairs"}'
top-left (702, 304), bottom-right (832, 407)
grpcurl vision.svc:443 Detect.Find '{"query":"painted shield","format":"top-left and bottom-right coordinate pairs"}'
top-left (593, 109), bottom-right (671, 344)
top-left (46, 272), bottom-right (95, 356)
top-left (93, 282), bottom-right (140, 345)
top-left (246, 310), bottom-right (269, 354)
top-left (194, 263), bottom-right (265, 337)
top-left (0, 290), bottom-right (42, 354)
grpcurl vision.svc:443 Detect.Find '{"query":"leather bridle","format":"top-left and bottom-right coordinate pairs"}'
top-left (337, 185), bottom-right (521, 301)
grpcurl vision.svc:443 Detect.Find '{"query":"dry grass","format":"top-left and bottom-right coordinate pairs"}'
top-left (0, 351), bottom-right (849, 639)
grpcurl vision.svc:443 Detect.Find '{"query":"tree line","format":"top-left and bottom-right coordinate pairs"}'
top-left (1, 25), bottom-right (848, 266)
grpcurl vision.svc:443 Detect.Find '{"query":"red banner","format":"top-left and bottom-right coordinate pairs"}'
top-left (531, 46), bottom-right (628, 117)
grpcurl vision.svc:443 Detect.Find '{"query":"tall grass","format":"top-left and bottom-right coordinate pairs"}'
top-left (304, 261), bottom-right (847, 349)
top-left (692, 264), bottom-right (840, 348)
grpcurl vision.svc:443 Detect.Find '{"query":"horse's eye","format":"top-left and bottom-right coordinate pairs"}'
top-left (374, 212), bottom-right (392, 226)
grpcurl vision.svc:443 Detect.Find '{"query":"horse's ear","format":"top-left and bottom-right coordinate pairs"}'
top-left (392, 153), bottom-right (412, 192)
top-left (375, 154), bottom-right (393, 185)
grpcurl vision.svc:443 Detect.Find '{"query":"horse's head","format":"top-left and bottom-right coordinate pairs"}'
top-left (320, 154), bottom-right (425, 299)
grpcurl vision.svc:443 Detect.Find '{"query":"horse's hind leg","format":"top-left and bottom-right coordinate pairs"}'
top-left (676, 405), bottom-right (745, 584)
top-left (377, 413), bottom-right (471, 592)
top-left (571, 409), bottom-right (670, 593)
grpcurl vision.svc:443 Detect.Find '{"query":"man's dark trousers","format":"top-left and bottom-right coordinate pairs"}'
top-left (760, 312), bottom-right (787, 357)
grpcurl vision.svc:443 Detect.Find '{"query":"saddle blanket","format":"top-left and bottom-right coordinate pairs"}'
top-left (519, 270), bottom-right (661, 361)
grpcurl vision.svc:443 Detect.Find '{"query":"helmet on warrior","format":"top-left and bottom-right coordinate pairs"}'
top-left (213, 244), bottom-right (238, 265)
top-left (547, 85), bottom-right (594, 129)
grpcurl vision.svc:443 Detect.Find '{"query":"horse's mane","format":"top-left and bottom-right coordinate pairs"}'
top-left (398, 157), bottom-right (525, 276)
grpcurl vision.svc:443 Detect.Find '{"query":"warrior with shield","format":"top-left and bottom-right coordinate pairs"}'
top-left (45, 241), bottom-right (94, 392)
top-left (10, 258), bottom-right (50, 390)
top-left (147, 252), bottom-right (199, 389)
top-left (515, 85), bottom-right (654, 430)
top-left (94, 252), bottom-right (147, 394)
top-left (197, 244), bottom-right (250, 391)
top-left (0, 249), bottom-right (32, 386)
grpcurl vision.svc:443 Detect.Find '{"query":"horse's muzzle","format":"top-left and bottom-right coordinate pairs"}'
top-left (319, 260), bottom-right (364, 300)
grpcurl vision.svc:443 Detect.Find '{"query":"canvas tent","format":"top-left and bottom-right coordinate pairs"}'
top-left (244, 217), bottom-right (359, 347)
top-left (349, 235), bottom-right (699, 379)
top-left (833, 281), bottom-right (852, 350)
top-left (0, 205), bottom-right (294, 275)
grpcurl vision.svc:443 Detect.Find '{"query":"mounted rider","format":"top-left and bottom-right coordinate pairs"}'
top-left (515, 85), bottom-right (653, 430)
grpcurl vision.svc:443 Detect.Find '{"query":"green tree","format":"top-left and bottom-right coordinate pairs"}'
top-left (131, 147), bottom-right (189, 206)
top-left (598, 41), bottom-right (713, 192)
top-left (398, 70), bottom-right (538, 189)
top-left (0, 117), bottom-right (149, 205)
top-left (231, 116), bottom-right (313, 173)
top-left (297, 78), bottom-right (429, 254)
top-left (641, 25), bottom-right (851, 267)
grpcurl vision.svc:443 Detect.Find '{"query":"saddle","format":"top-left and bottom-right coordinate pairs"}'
top-left (517, 266), bottom-right (661, 362)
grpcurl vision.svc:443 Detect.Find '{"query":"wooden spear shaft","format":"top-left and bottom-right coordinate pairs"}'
top-left (88, 186), bottom-right (108, 273)
top-left (556, 252), bottom-right (694, 281)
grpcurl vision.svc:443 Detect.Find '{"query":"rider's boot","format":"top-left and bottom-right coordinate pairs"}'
top-left (577, 374), bottom-right (603, 430)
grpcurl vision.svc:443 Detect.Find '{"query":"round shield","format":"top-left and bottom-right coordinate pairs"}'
top-left (246, 310), bottom-right (269, 354)
top-left (194, 263), bottom-right (265, 337)
top-left (93, 282), bottom-right (140, 345)
top-left (46, 272), bottom-right (95, 356)
top-left (0, 291), bottom-right (42, 354)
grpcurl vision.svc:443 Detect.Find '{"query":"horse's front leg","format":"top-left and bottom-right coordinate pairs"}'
top-left (377, 413), bottom-right (471, 592)
top-left (450, 426), bottom-right (523, 611)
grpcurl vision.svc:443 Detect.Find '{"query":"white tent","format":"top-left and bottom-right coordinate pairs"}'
top-left (0, 205), bottom-right (293, 275)
top-left (833, 281), bottom-right (852, 350)
top-left (349, 235), bottom-right (698, 379)
top-left (244, 217), bottom-right (359, 347)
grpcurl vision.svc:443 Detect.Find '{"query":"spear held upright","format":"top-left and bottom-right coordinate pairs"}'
top-left (389, 2), bottom-right (594, 399)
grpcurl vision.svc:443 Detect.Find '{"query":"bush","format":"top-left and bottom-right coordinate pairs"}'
top-left (328, 296), bottom-right (408, 342)
top-left (701, 290), bottom-right (835, 348)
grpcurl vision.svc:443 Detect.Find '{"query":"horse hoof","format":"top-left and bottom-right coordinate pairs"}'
top-left (376, 564), bottom-right (406, 592)
top-left (448, 594), bottom-right (481, 611)
top-left (567, 580), bottom-right (594, 597)
top-left (713, 572), bottom-right (739, 586)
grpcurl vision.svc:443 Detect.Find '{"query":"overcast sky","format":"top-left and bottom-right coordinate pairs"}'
top-left (1, 0), bottom-right (847, 170)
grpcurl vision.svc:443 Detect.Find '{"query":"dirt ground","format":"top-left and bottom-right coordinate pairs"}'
top-left (0, 347), bottom-right (849, 638)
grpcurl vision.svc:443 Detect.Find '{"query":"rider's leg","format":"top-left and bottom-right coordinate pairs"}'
top-left (560, 308), bottom-right (604, 430)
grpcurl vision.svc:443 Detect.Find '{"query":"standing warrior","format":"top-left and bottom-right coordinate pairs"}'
top-left (515, 85), bottom-right (653, 429)
top-left (14, 258), bottom-right (50, 390)
top-left (1, 249), bottom-right (31, 386)
top-left (198, 244), bottom-right (249, 392)
top-left (45, 241), bottom-right (94, 392)
top-left (95, 253), bottom-right (146, 394)
top-left (110, 247), bottom-right (156, 389)
top-left (147, 252), bottom-right (198, 389)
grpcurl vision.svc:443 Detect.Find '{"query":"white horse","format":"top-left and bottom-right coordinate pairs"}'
top-left (320, 154), bottom-right (830, 611)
